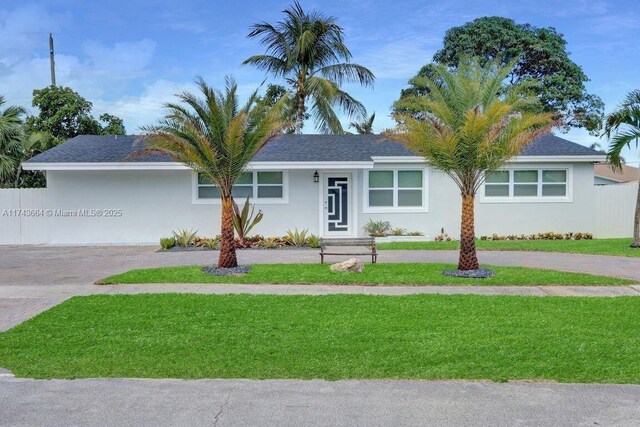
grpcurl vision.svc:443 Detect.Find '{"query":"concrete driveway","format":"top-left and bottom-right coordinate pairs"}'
top-left (3, 244), bottom-right (640, 286)
top-left (2, 378), bottom-right (640, 427)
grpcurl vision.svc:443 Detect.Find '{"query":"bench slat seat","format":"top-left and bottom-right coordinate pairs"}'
top-left (319, 237), bottom-right (377, 264)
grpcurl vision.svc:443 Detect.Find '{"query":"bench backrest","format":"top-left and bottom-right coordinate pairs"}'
top-left (320, 237), bottom-right (376, 248)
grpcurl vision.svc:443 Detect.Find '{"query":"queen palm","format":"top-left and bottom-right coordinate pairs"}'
top-left (388, 60), bottom-right (556, 271)
top-left (603, 89), bottom-right (640, 248)
top-left (141, 77), bottom-right (286, 268)
top-left (243, 1), bottom-right (375, 134)
top-left (0, 96), bottom-right (26, 186)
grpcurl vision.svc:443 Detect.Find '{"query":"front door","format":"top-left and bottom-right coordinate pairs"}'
top-left (323, 174), bottom-right (352, 236)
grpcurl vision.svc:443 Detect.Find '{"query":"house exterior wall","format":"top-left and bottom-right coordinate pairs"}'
top-left (6, 161), bottom-right (600, 245)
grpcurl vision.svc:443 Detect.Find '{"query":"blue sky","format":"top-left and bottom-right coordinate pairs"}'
top-left (1, 0), bottom-right (638, 155)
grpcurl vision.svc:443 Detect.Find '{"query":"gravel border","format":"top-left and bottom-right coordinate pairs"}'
top-left (202, 266), bottom-right (251, 276)
top-left (442, 268), bottom-right (495, 279)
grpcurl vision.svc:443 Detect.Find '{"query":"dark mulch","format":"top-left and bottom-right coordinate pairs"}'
top-left (442, 268), bottom-right (495, 279)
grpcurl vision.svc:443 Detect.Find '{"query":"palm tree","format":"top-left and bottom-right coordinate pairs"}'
top-left (349, 112), bottom-right (375, 134)
top-left (12, 132), bottom-right (55, 188)
top-left (387, 60), bottom-right (556, 271)
top-left (243, 1), bottom-right (375, 134)
top-left (0, 96), bottom-right (26, 186)
top-left (603, 89), bottom-right (640, 248)
top-left (141, 77), bottom-right (286, 268)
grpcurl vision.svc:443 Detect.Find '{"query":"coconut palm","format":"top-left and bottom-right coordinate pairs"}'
top-left (11, 132), bottom-right (55, 188)
top-left (603, 89), bottom-right (640, 248)
top-left (141, 77), bottom-right (286, 268)
top-left (387, 60), bottom-right (556, 271)
top-left (349, 112), bottom-right (375, 134)
top-left (0, 96), bottom-right (26, 185)
top-left (243, 1), bottom-right (375, 134)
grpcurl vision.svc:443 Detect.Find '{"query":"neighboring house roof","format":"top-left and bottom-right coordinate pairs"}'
top-left (24, 133), bottom-right (604, 168)
top-left (594, 164), bottom-right (640, 183)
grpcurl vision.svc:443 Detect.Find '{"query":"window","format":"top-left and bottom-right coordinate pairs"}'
top-left (366, 169), bottom-right (426, 211)
top-left (195, 171), bottom-right (286, 202)
top-left (484, 168), bottom-right (569, 200)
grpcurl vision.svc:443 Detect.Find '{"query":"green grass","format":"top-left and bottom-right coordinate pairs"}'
top-left (1, 294), bottom-right (639, 382)
top-left (378, 238), bottom-right (640, 257)
top-left (97, 263), bottom-right (633, 286)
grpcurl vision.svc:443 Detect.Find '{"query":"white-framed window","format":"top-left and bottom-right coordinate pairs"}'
top-left (193, 170), bottom-right (288, 204)
top-left (482, 167), bottom-right (571, 202)
top-left (363, 168), bottom-right (428, 212)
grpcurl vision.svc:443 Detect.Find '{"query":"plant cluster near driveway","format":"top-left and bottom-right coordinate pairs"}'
top-left (1, 294), bottom-right (639, 383)
top-left (97, 263), bottom-right (632, 286)
top-left (378, 238), bottom-right (640, 257)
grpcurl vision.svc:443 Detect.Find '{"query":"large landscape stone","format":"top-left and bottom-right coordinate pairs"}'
top-left (330, 258), bottom-right (364, 273)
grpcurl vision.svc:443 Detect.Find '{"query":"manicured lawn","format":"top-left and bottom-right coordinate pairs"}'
top-left (97, 263), bottom-right (632, 286)
top-left (378, 238), bottom-right (640, 257)
top-left (1, 294), bottom-right (639, 382)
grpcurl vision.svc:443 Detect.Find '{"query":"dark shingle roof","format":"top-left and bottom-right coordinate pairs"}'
top-left (26, 133), bottom-right (602, 164)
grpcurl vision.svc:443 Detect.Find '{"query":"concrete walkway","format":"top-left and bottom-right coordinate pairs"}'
top-left (1, 377), bottom-right (639, 426)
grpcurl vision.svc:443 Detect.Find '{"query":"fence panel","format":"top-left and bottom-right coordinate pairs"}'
top-left (594, 182), bottom-right (638, 238)
top-left (0, 189), bottom-right (49, 244)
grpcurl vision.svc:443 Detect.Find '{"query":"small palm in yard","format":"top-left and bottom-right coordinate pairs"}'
top-left (0, 96), bottom-right (26, 186)
top-left (141, 77), bottom-right (285, 268)
top-left (243, 1), bottom-right (374, 134)
top-left (603, 89), bottom-right (640, 248)
top-left (388, 60), bottom-right (556, 271)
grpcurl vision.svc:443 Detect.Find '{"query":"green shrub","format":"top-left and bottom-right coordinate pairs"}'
top-left (232, 196), bottom-right (264, 244)
top-left (285, 228), bottom-right (309, 246)
top-left (196, 237), bottom-right (219, 250)
top-left (172, 228), bottom-right (198, 247)
top-left (407, 231), bottom-right (424, 236)
top-left (260, 237), bottom-right (285, 248)
top-left (160, 237), bottom-right (176, 250)
top-left (390, 227), bottom-right (406, 236)
top-left (307, 234), bottom-right (320, 248)
top-left (363, 219), bottom-right (390, 237)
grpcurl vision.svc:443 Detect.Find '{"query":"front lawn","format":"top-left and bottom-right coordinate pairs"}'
top-left (97, 263), bottom-right (632, 286)
top-left (378, 238), bottom-right (640, 257)
top-left (1, 294), bottom-right (639, 382)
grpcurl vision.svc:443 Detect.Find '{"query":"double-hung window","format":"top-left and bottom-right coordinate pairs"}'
top-left (195, 171), bottom-right (286, 203)
top-left (484, 168), bottom-right (569, 200)
top-left (365, 169), bottom-right (427, 211)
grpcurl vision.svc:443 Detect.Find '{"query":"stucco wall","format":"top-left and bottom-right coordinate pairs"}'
top-left (32, 162), bottom-right (598, 244)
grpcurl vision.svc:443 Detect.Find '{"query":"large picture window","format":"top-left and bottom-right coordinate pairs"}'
top-left (484, 168), bottom-right (569, 200)
top-left (365, 169), bottom-right (427, 211)
top-left (195, 171), bottom-right (286, 202)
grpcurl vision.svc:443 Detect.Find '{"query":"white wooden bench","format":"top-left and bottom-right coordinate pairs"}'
top-left (319, 237), bottom-right (377, 264)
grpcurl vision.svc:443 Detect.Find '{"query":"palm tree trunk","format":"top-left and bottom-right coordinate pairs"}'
top-left (14, 165), bottom-right (22, 188)
top-left (218, 196), bottom-right (238, 268)
top-left (458, 193), bottom-right (479, 270)
top-left (632, 178), bottom-right (640, 248)
top-left (295, 74), bottom-right (305, 134)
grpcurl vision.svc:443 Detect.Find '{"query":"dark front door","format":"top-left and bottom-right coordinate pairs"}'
top-left (324, 175), bottom-right (351, 235)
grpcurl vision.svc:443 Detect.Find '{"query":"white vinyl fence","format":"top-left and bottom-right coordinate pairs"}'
top-left (594, 182), bottom-right (638, 238)
top-left (0, 183), bottom-right (638, 244)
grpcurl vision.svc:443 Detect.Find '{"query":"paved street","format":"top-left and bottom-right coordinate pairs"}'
top-left (1, 378), bottom-right (639, 427)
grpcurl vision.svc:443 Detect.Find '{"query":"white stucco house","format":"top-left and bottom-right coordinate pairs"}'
top-left (20, 133), bottom-right (607, 244)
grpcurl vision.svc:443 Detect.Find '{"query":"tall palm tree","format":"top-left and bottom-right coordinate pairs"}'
top-left (243, 1), bottom-right (375, 134)
top-left (349, 112), bottom-right (375, 134)
top-left (603, 89), bottom-right (640, 248)
top-left (0, 96), bottom-right (26, 186)
top-left (12, 132), bottom-right (55, 188)
top-left (387, 60), bottom-right (556, 271)
top-left (141, 77), bottom-right (286, 268)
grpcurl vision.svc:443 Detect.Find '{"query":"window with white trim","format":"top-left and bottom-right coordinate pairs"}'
top-left (484, 169), bottom-right (568, 199)
top-left (366, 169), bottom-right (425, 209)
top-left (196, 171), bottom-right (285, 200)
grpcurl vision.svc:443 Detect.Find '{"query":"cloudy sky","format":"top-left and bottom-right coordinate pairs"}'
top-left (1, 0), bottom-right (638, 156)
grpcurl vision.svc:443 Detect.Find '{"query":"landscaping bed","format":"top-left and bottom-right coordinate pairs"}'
top-left (378, 238), bottom-right (640, 257)
top-left (97, 263), bottom-right (633, 286)
top-left (1, 293), bottom-right (639, 382)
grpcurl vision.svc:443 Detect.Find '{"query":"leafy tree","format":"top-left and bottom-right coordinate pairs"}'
top-left (141, 77), bottom-right (286, 268)
top-left (349, 112), bottom-right (375, 134)
top-left (0, 96), bottom-right (26, 186)
top-left (603, 89), bottom-right (640, 248)
top-left (25, 86), bottom-right (125, 142)
top-left (386, 60), bottom-right (555, 271)
top-left (254, 84), bottom-right (304, 133)
top-left (397, 17), bottom-right (603, 134)
top-left (243, 1), bottom-right (375, 134)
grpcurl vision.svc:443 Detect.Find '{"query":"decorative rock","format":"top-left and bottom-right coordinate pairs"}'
top-left (202, 266), bottom-right (251, 276)
top-left (0, 367), bottom-right (14, 378)
top-left (442, 268), bottom-right (495, 279)
top-left (330, 258), bottom-right (365, 273)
